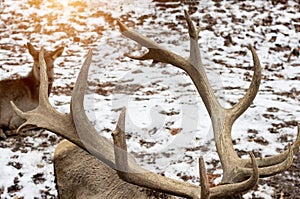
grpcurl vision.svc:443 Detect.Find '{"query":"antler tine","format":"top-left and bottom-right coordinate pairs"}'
top-left (112, 107), bottom-right (129, 173)
top-left (242, 125), bottom-right (300, 168)
top-left (183, 10), bottom-right (222, 119)
top-left (112, 106), bottom-right (202, 199)
top-left (184, 9), bottom-right (202, 69)
top-left (210, 153), bottom-right (259, 198)
top-left (238, 144), bottom-right (294, 179)
top-left (71, 49), bottom-right (117, 168)
top-left (10, 101), bottom-right (34, 132)
top-left (199, 157), bottom-right (210, 199)
top-left (38, 47), bottom-right (50, 106)
top-left (229, 45), bottom-right (262, 123)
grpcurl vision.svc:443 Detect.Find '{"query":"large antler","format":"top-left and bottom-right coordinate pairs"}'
top-left (9, 10), bottom-right (299, 198)
top-left (11, 46), bottom-right (260, 198)
top-left (117, 9), bottom-right (299, 190)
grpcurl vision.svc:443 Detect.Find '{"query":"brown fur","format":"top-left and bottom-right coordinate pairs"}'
top-left (54, 140), bottom-right (176, 199)
top-left (0, 43), bottom-right (64, 138)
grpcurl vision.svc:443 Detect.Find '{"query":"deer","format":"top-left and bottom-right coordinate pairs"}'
top-left (10, 11), bottom-right (299, 198)
top-left (0, 43), bottom-right (64, 139)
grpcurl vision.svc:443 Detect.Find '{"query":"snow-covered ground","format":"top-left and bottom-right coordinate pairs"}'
top-left (0, 0), bottom-right (299, 198)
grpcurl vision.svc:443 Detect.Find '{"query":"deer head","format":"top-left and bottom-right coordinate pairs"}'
top-left (27, 42), bottom-right (64, 87)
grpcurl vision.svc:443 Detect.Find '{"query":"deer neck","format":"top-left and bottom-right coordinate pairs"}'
top-left (25, 71), bottom-right (52, 99)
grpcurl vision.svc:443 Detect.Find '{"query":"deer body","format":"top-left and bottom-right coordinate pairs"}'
top-left (0, 43), bottom-right (64, 138)
top-left (54, 140), bottom-right (175, 199)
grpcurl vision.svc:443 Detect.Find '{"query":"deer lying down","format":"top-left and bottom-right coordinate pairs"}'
top-left (0, 43), bottom-right (64, 138)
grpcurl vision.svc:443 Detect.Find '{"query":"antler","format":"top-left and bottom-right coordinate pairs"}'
top-left (9, 10), bottom-right (299, 198)
top-left (11, 44), bottom-right (259, 198)
top-left (118, 9), bottom-right (299, 189)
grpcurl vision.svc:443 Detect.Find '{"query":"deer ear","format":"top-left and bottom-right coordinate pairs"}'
top-left (27, 43), bottom-right (38, 59)
top-left (51, 47), bottom-right (64, 59)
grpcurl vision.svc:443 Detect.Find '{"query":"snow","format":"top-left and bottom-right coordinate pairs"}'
top-left (0, 0), bottom-right (299, 198)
